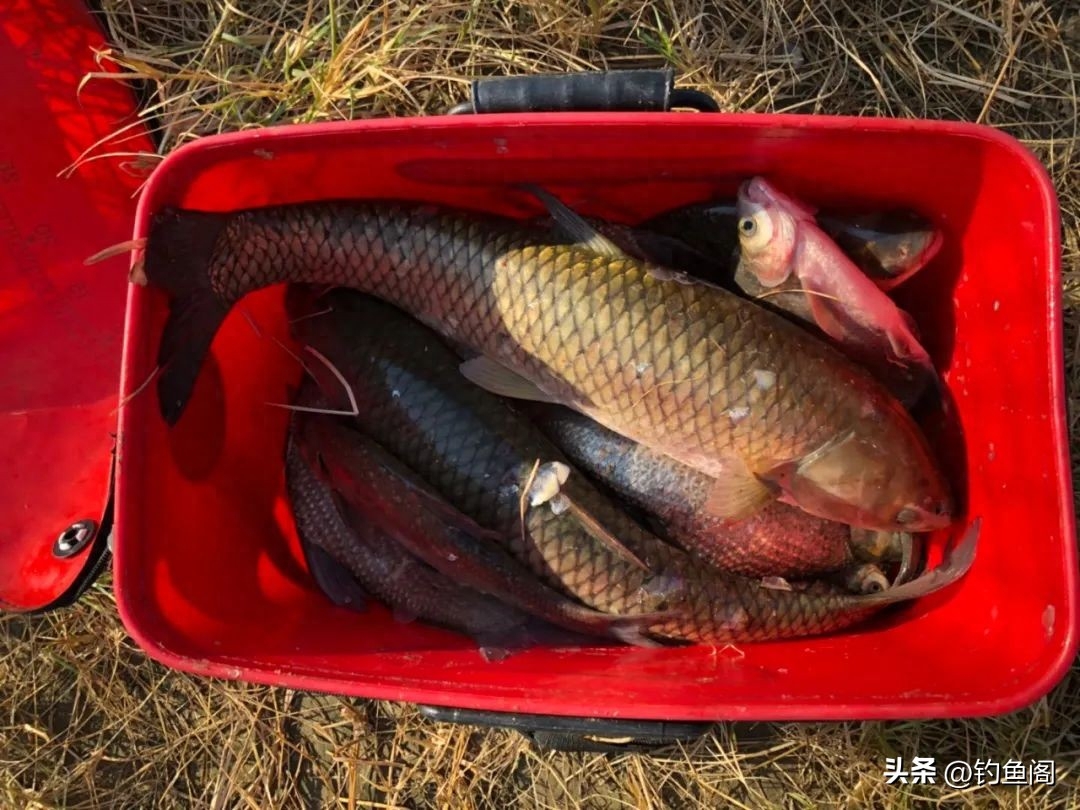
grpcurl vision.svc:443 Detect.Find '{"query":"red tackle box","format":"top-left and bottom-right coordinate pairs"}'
top-left (111, 99), bottom-right (1078, 723)
top-left (2, 13), bottom-right (1072, 727)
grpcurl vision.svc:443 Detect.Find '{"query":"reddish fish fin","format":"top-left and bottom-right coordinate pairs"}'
top-left (145, 208), bottom-right (233, 425)
top-left (315, 419), bottom-right (507, 544)
top-left (898, 308), bottom-right (923, 342)
top-left (369, 449), bottom-right (507, 542)
top-left (886, 313), bottom-right (936, 373)
top-left (701, 461), bottom-right (775, 520)
top-left (803, 280), bottom-right (854, 344)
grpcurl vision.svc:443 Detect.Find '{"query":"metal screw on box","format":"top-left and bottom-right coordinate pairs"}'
top-left (53, 520), bottom-right (97, 558)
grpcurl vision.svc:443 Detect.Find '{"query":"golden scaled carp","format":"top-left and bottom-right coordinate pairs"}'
top-left (141, 189), bottom-right (952, 532)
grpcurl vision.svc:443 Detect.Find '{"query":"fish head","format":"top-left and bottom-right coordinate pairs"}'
top-left (848, 527), bottom-right (910, 562)
top-left (770, 411), bottom-right (953, 533)
top-left (735, 177), bottom-right (808, 288)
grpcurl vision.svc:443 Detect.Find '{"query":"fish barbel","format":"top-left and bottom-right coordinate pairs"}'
top-left (283, 289), bottom-right (975, 644)
top-left (144, 192), bottom-right (951, 532)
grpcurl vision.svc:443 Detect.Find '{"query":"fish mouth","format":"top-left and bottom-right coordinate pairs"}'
top-left (738, 177), bottom-right (772, 205)
top-left (900, 504), bottom-right (954, 532)
top-left (916, 228), bottom-right (944, 266)
top-left (741, 176), bottom-right (819, 221)
top-left (735, 178), bottom-right (768, 218)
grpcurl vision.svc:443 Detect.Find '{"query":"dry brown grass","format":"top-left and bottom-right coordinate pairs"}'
top-left (3, 0), bottom-right (1080, 807)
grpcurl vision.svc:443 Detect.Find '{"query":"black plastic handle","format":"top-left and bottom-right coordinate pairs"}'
top-left (447, 69), bottom-right (718, 115)
top-left (417, 705), bottom-right (716, 753)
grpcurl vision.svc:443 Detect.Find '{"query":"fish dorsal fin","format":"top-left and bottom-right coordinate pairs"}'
top-left (460, 356), bottom-right (561, 403)
top-left (523, 184), bottom-right (628, 259)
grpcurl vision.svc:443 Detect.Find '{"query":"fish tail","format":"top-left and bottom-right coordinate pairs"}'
top-left (852, 517), bottom-right (979, 607)
top-left (145, 208), bottom-right (233, 425)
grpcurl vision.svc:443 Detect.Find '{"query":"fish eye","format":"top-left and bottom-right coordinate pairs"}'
top-left (738, 217), bottom-right (757, 236)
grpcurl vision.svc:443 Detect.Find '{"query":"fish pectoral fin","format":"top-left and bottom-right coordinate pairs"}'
top-left (899, 309), bottom-right (921, 339)
top-left (383, 463), bottom-right (506, 544)
top-left (299, 541), bottom-right (369, 613)
top-left (551, 490), bottom-right (651, 572)
top-left (893, 532), bottom-right (925, 586)
top-left (522, 184), bottom-right (629, 259)
top-left (701, 464), bottom-right (775, 520)
top-left (460, 357), bottom-right (561, 403)
top-left (607, 609), bottom-right (688, 649)
top-left (803, 281), bottom-right (854, 343)
top-left (886, 310), bottom-right (937, 372)
top-left (760, 576), bottom-right (793, 592)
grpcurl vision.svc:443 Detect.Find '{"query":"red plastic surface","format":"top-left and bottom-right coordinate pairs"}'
top-left (115, 112), bottom-right (1077, 720)
top-left (0, 0), bottom-right (154, 610)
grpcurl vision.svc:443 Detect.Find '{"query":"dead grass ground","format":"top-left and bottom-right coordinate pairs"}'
top-left (3, 0), bottom-right (1080, 807)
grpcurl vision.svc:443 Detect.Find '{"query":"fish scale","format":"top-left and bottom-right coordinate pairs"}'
top-left (182, 204), bottom-right (861, 466)
top-left (280, 289), bottom-right (975, 643)
top-left (147, 197), bottom-right (951, 532)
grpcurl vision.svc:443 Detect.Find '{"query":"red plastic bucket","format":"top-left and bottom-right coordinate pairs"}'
top-left (115, 112), bottom-right (1077, 721)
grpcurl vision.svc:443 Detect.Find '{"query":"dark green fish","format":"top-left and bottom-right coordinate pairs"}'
top-left (286, 420), bottom-right (536, 654)
top-left (290, 399), bottom-right (665, 646)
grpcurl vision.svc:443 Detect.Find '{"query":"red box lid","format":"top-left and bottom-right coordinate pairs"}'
top-left (0, 0), bottom-right (154, 610)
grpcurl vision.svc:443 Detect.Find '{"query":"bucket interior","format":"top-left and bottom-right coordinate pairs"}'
top-left (114, 113), bottom-right (1075, 720)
